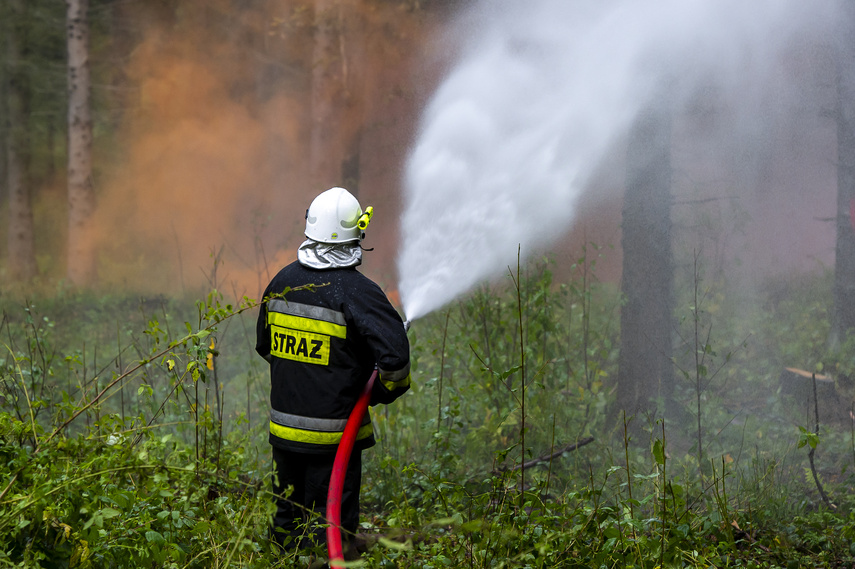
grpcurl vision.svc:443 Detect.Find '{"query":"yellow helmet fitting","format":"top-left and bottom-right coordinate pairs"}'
top-left (357, 206), bottom-right (374, 231)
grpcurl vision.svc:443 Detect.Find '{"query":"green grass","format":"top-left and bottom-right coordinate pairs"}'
top-left (1, 258), bottom-right (855, 567)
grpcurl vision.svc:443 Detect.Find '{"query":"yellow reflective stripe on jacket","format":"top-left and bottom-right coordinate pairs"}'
top-left (268, 421), bottom-right (374, 445)
top-left (267, 299), bottom-right (347, 338)
top-left (268, 312), bottom-right (346, 339)
top-left (380, 372), bottom-right (411, 392)
top-left (379, 363), bottom-right (411, 392)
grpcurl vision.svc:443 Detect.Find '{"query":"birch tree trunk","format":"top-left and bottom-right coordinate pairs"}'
top-left (5, 0), bottom-right (37, 282)
top-left (66, 0), bottom-right (96, 285)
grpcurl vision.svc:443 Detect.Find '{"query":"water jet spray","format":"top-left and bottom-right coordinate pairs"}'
top-left (396, 0), bottom-right (837, 323)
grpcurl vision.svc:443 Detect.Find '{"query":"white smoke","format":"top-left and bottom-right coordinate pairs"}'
top-left (398, 0), bottom-right (838, 321)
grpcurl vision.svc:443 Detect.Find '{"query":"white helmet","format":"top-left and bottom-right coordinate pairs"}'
top-left (305, 187), bottom-right (368, 243)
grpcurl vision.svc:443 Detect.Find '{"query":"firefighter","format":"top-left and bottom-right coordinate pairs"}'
top-left (255, 186), bottom-right (411, 554)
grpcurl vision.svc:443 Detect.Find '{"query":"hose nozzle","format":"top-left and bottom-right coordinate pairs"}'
top-left (403, 320), bottom-right (411, 333)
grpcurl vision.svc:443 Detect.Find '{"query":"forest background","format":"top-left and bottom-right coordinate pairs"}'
top-left (3, 0), bottom-right (855, 567)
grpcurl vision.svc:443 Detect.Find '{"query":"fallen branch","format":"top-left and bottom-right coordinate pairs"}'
top-left (495, 436), bottom-right (595, 475)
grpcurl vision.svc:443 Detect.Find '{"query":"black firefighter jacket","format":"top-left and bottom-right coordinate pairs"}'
top-left (255, 260), bottom-right (411, 454)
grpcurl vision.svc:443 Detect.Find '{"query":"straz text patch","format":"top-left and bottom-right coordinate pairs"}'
top-left (270, 326), bottom-right (330, 365)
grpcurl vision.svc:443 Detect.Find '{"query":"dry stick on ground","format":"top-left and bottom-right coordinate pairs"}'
top-left (494, 436), bottom-right (595, 475)
top-left (808, 372), bottom-right (836, 509)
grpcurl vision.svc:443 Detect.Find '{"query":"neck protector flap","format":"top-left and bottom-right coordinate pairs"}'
top-left (297, 239), bottom-right (363, 270)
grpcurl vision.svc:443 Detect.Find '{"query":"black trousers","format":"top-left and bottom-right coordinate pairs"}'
top-left (271, 446), bottom-right (362, 550)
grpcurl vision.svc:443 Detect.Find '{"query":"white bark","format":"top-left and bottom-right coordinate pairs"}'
top-left (66, 0), bottom-right (96, 285)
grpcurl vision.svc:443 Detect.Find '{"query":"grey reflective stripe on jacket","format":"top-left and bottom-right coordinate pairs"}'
top-left (267, 299), bottom-right (346, 326)
top-left (269, 408), bottom-right (372, 446)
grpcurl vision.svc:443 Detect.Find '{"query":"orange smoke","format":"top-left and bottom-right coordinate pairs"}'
top-left (87, 1), bottom-right (442, 299)
top-left (94, 2), bottom-right (310, 298)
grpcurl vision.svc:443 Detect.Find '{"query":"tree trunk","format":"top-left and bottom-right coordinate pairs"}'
top-left (309, 0), bottom-right (365, 196)
top-left (831, 6), bottom-right (855, 351)
top-left (616, 101), bottom-right (675, 418)
top-left (5, 0), bottom-right (37, 282)
top-left (66, 0), bottom-right (96, 286)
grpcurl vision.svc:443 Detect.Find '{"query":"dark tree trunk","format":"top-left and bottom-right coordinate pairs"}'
top-left (5, 0), bottom-right (37, 282)
top-left (616, 101), bottom-right (675, 417)
top-left (309, 0), bottom-right (365, 196)
top-left (831, 6), bottom-right (855, 351)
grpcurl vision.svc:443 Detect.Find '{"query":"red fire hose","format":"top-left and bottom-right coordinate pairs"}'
top-left (326, 369), bottom-right (377, 567)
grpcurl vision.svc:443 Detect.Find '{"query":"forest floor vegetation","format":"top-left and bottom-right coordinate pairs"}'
top-left (2, 259), bottom-right (855, 568)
